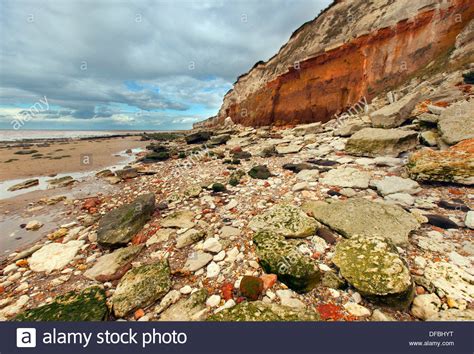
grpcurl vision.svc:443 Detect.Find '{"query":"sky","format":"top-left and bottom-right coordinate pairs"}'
top-left (0, 0), bottom-right (332, 131)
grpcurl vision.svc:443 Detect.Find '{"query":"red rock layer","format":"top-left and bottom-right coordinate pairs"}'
top-left (221, 0), bottom-right (473, 127)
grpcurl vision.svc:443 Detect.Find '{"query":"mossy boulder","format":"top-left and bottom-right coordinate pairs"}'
top-left (248, 165), bottom-right (272, 179)
top-left (14, 287), bottom-right (107, 321)
top-left (111, 260), bottom-right (172, 318)
top-left (207, 301), bottom-right (320, 321)
top-left (239, 276), bottom-right (264, 301)
top-left (333, 236), bottom-right (414, 309)
top-left (97, 193), bottom-right (155, 247)
top-left (211, 183), bottom-right (226, 193)
top-left (249, 204), bottom-right (319, 238)
top-left (253, 230), bottom-right (321, 293)
top-left (229, 169), bottom-right (246, 186)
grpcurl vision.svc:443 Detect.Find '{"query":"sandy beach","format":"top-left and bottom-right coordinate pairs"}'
top-left (0, 136), bottom-right (148, 181)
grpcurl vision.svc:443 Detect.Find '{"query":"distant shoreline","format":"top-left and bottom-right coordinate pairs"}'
top-left (0, 129), bottom-right (188, 144)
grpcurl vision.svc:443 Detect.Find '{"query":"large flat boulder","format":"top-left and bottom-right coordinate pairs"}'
top-left (437, 100), bottom-right (474, 145)
top-left (370, 92), bottom-right (420, 128)
top-left (407, 138), bottom-right (474, 185)
top-left (111, 261), bottom-right (172, 318)
top-left (84, 245), bottom-right (144, 282)
top-left (161, 210), bottom-right (195, 229)
top-left (345, 128), bottom-right (418, 157)
top-left (320, 167), bottom-right (371, 189)
top-left (302, 198), bottom-right (419, 246)
top-left (333, 236), bottom-right (414, 309)
top-left (208, 301), bottom-right (320, 321)
top-left (29, 240), bottom-right (84, 273)
top-left (249, 204), bottom-right (319, 238)
top-left (253, 230), bottom-right (321, 293)
top-left (14, 287), bottom-right (107, 321)
top-left (97, 193), bottom-right (155, 247)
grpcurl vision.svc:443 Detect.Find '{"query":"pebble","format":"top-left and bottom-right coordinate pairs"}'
top-left (179, 285), bottom-right (193, 295)
top-left (206, 262), bottom-right (221, 278)
top-left (343, 302), bottom-right (371, 317)
top-left (206, 295), bottom-right (221, 307)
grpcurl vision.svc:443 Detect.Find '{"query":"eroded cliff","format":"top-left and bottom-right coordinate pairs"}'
top-left (205, 0), bottom-right (474, 128)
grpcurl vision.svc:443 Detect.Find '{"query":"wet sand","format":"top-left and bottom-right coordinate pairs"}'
top-left (0, 136), bottom-right (148, 181)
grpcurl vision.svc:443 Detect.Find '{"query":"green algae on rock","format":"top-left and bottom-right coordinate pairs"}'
top-left (248, 165), bottom-right (272, 179)
top-left (14, 287), bottom-right (107, 321)
top-left (111, 260), bottom-right (172, 318)
top-left (253, 230), bottom-right (321, 293)
top-left (333, 236), bottom-right (414, 309)
top-left (249, 204), bottom-right (319, 238)
top-left (207, 301), bottom-right (320, 321)
top-left (97, 193), bottom-right (155, 247)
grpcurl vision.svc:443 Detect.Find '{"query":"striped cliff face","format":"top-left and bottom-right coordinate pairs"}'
top-left (212, 0), bottom-right (474, 128)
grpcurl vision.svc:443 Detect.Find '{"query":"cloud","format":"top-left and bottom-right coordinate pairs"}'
top-left (0, 0), bottom-right (332, 129)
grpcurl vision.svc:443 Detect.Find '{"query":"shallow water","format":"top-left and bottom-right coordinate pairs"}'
top-left (0, 148), bottom-right (143, 200)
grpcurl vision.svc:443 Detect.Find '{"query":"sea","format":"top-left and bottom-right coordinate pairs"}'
top-left (0, 130), bottom-right (147, 142)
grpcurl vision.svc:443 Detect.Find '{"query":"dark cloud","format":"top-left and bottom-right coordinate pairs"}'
top-left (0, 0), bottom-right (331, 129)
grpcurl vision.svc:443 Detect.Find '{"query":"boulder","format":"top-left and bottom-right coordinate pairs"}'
top-left (8, 179), bottom-right (39, 191)
top-left (302, 198), bottom-right (419, 246)
top-left (208, 301), bottom-right (320, 321)
top-left (84, 245), bottom-right (144, 282)
top-left (466, 211), bottom-right (474, 229)
top-left (97, 193), bottom-right (155, 247)
top-left (208, 134), bottom-right (231, 146)
top-left (249, 204), bottom-right (319, 238)
top-left (161, 210), bottom-right (195, 229)
top-left (333, 236), bottom-right (414, 309)
top-left (345, 128), bottom-right (418, 157)
top-left (25, 220), bottom-right (43, 231)
top-left (239, 276), bottom-right (264, 301)
top-left (320, 167), bottom-right (371, 189)
top-left (253, 230), bottom-right (321, 293)
top-left (372, 176), bottom-right (421, 196)
top-left (14, 287), bottom-right (107, 321)
top-left (176, 228), bottom-right (205, 248)
top-left (248, 165), bottom-right (272, 179)
top-left (29, 241), bottom-right (84, 273)
top-left (183, 251), bottom-right (213, 272)
top-left (370, 91), bottom-right (420, 128)
top-left (47, 176), bottom-right (75, 188)
top-left (111, 261), bottom-right (172, 318)
top-left (159, 289), bottom-right (208, 321)
top-left (410, 294), bottom-right (441, 320)
top-left (428, 309), bottom-right (474, 321)
top-left (420, 131), bottom-right (438, 147)
top-left (185, 131), bottom-right (211, 144)
top-left (334, 121), bottom-right (367, 137)
top-left (437, 100), bottom-right (474, 145)
top-left (423, 262), bottom-right (474, 302)
top-left (116, 168), bottom-right (138, 179)
top-left (292, 122), bottom-right (323, 136)
top-left (407, 138), bottom-right (474, 185)
top-left (276, 144), bottom-right (303, 154)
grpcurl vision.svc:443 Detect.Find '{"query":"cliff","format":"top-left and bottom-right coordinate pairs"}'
top-left (203, 0), bottom-right (474, 128)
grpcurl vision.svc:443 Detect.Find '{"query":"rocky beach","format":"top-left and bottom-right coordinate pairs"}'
top-left (1, 67), bottom-right (473, 322)
top-left (0, 0), bottom-right (473, 325)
